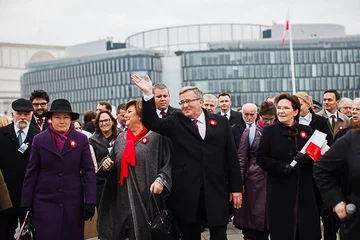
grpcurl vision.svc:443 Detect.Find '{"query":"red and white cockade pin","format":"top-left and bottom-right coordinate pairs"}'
top-left (209, 119), bottom-right (217, 126)
top-left (300, 131), bottom-right (307, 139)
top-left (141, 137), bottom-right (149, 144)
top-left (110, 140), bottom-right (115, 146)
top-left (47, 119), bottom-right (52, 124)
top-left (70, 140), bottom-right (77, 148)
top-left (338, 125), bottom-right (344, 130)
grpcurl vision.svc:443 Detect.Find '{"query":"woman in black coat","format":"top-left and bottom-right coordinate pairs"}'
top-left (89, 110), bottom-right (122, 208)
top-left (257, 93), bottom-right (321, 240)
top-left (314, 98), bottom-right (360, 240)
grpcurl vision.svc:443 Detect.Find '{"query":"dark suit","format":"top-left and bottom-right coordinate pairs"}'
top-left (143, 97), bottom-right (242, 239)
top-left (307, 112), bottom-right (339, 240)
top-left (0, 123), bottom-right (39, 240)
top-left (217, 110), bottom-right (246, 150)
top-left (30, 116), bottom-right (50, 131)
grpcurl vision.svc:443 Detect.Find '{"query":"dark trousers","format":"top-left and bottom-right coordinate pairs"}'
top-left (177, 189), bottom-right (227, 240)
top-left (242, 227), bottom-right (268, 240)
top-left (322, 208), bottom-right (340, 240)
top-left (0, 210), bottom-right (26, 240)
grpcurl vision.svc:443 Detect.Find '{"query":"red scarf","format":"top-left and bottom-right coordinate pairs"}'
top-left (119, 127), bottom-right (148, 185)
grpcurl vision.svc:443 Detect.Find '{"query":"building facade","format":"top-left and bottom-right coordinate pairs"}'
top-left (21, 49), bottom-right (162, 119)
top-left (20, 23), bottom-right (360, 114)
top-left (0, 43), bottom-right (65, 115)
top-left (182, 36), bottom-right (360, 106)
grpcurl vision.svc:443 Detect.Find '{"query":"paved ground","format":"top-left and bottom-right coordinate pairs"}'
top-left (86, 223), bottom-right (243, 240)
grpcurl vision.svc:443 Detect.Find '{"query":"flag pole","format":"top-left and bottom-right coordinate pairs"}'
top-left (288, 9), bottom-right (296, 94)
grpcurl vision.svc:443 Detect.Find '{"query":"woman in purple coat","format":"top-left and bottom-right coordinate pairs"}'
top-left (21, 99), bottom-right (97, 240)
top-left (233, 101), bottom-right (276, 240)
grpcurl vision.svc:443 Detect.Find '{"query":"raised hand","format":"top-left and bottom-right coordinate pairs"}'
top-left (131, 74), bottom-right (153, 95)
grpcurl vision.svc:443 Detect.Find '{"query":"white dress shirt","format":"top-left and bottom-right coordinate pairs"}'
top-left (194, 111), bottom-right (206, 140)
top-left (299, 112), bottom-right (312, 126)
top-left (14, 124), bottom-right (30, 144)
top-left (325, 110), bottom-right (337, 125)
top-left (221, 110), bottom-right (230, 120)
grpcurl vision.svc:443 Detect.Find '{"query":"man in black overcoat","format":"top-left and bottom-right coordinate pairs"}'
top-left (217, 93), bottom-right (246, 150)
top-left (0, 98), bottom-right (40, 240)
top-left (132, 75), bottom-right (243, 240)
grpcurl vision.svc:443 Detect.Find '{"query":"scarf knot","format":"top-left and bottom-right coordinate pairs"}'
top-left (119, 127), bottom-right (148, 186)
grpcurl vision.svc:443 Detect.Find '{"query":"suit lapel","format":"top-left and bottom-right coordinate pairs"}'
top-left (4, 124), bottom-right (19, 146)
top-left (182, 116), bottom-right (202, 139)
top-left (61, 130), bottom-right (79, 156)
top-left (204, 113), bottom-right (216, 140)
top-left (41, 129), bottom-right (62, 157)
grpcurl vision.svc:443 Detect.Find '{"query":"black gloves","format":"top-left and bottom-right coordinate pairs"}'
top-left (294, 151), bottom-right (307, 163)
top-left (284, 164), bottom-right (294, 175)
top-left (84, 204), bottom-right (95, 221)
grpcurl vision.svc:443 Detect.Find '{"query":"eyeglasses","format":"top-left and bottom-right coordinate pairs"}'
top-left (74, 127), bottom-right (82, 130)
top-left (32, 102), bottom-right (47, 108)
top-left (99, 119), bottom-right (111, 124)
top-left (276, 106), bottom-right (293, 111)
top-left (262, 117), bottom-right (275, 122)
top-left (179, 98), bottom-right (201, 106)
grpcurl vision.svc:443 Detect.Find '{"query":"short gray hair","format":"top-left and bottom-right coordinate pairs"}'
top-left (152, 83), bottom-right (169, 94)
top-left (353, 98), bottom-right (360, 106)
top-left (203, 94), bottom-right (218, 106)
top-left (242, 103), bottom-right (257, 111)
top-left (339, 97), bottom-right (353, 108)
top-left (179, 86), bottom-right (203, 99)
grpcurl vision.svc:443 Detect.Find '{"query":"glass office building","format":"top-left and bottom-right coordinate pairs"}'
top-left (21, 49), bottom-right (162, 118)
top-left (182, 36), bottom-right (360, 106)
top-left (21, 24), bottom-right (360, 112)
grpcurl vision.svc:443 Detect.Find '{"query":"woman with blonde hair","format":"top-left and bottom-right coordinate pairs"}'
top-left (0, 116), bottom-right (11, 128)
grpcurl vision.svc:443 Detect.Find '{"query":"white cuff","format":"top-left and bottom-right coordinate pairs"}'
top-left (143, 94), bottom-right (154, 101)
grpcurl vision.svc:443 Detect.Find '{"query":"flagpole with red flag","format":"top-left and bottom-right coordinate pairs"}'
top-left (282, 9), bottom-right (296, 94)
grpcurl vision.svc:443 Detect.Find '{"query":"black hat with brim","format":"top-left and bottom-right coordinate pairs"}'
top-left (313, 100), bottom-right (322, 109)
top-left (43, 99), bottom-right (79, 120)
top-left (12, 98), bottom-right (33, 112)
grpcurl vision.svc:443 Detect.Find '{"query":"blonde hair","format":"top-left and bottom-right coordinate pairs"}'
top-left (0, 116), bottom-right (11, 127)
top-left (296, 92), bottom-right (313, 108)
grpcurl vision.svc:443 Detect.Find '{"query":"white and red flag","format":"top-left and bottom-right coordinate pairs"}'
top-left (300, 130), bottom-right (330, 162)
top-left (281, 12), bottom-right (290, 47)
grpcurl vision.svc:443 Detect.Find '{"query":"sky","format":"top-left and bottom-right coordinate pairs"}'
top-left (0, 0), bottom-right (359, 46)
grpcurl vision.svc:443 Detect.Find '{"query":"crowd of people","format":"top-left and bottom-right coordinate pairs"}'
top-left (0, 80), bottom-right (359, 240)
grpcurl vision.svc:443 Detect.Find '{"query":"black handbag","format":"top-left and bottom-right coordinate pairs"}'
top-left (18, 211), bottom-right (35, 240)
top-left (148, 192), bottom-right (180, 240)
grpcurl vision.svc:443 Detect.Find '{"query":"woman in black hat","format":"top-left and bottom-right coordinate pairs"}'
top-left (20, 99), bottom-right (97, 240)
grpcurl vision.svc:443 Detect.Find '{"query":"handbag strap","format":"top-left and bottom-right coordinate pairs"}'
top-left (148, 190), bottom-right (167, 223)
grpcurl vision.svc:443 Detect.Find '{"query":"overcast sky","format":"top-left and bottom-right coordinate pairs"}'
top-left (1, 0), bottom-right (359, 46)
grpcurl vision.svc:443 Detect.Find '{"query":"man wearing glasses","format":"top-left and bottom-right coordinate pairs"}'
top-left (30, 90), bottom-right (50, 131)
top-left (131, 74), bottom-right (242, 240)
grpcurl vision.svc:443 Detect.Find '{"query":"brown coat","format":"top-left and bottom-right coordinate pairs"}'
top-left (0, 170), bottom-right (12, 212)
top-left (317, 110), bottom-right (351, 137)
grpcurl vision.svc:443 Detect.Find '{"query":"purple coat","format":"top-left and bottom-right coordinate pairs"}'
top-left (233, 122), bottom-right (267, 231)
top-left (21, 127), bottom-right (96, 240)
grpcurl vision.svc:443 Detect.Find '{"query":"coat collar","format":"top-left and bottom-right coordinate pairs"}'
top-left (3, 123), bottom-right (39, 147)
top-left (41, 128), bottom-right (80, 157)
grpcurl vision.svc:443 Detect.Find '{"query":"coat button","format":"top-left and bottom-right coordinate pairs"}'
top-left (288, 137), bottom-right (291, 140)
top-left (59, 204), bottom-right (63, 207)
top-left (58, 173), bottom-right (63, 177)
top-left (58, 189), bottom-right (62, 192)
